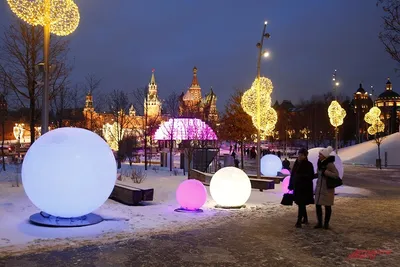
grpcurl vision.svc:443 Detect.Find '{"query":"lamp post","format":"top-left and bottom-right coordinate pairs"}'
top-left (333, 70), bottom-right (339, 153)
top-left (255, 21), bottom-right (271, 179)
top-left (7, 0), bottom-right (80, 135)
top-left (328, 70), bottom-right (346, 154)
top-left (0, 94), bottom-right (7, 171)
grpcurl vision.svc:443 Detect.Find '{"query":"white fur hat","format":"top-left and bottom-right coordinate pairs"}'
top-left (319, 146), bottom-right (333, 158)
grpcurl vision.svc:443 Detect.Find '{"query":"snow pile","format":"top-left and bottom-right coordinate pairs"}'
top-left (339, 132), bottom-right (400, 166)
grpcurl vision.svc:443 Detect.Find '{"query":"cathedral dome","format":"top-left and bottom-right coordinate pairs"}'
top-left (377, 90), bottom-right (400, 100)
top-left (183, 90), bottom-right (194, 101)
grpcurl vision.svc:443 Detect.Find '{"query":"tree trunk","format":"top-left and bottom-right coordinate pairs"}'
top-left (377, 142), bottom-right (382, 169)
top-left (1, 120), bottom-right (5, 171)
top-left (240, 140), bottom-right (244, 169)
top-left (30, 96), bottom-right (36, 144)
top-left (144, 130), bottom-right (148, 170)
top-left (169, 139), bottom-right (173, 172)
top-left (169, 119), bottom-right (175, 172)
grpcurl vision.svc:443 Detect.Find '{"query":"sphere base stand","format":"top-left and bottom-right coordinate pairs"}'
top-left (215, 205), bottom-right (246, 210)
top-left (174, 208), bottom-right (203, 213)
top-left (29, 212), bottom-right (103, 227)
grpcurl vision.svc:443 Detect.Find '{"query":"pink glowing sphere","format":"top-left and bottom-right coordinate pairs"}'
top-left (281, 176), bottom-right (291, 193)
top-left (281, 169), bottom-right (290, 176)
top-left (176, 179), bottom-right (207, 211)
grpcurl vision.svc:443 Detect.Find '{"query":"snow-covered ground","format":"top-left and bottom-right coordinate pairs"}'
top-left (0, 163), bottom-right (371, 256)
top-left (339, 132), bottom-right (400, 166)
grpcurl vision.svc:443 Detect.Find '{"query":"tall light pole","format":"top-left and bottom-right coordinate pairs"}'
top-left (328, 70), bottom-right (346, 154)
top-left (255, 21), bottom-right (271, 179)
top-left (7, 0), bottom-right (80, 135)
top-left (41, 0), bottom-right (51, 135)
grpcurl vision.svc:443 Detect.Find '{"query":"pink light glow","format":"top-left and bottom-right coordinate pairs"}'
top-left (154, 118), bottom-right (217, 141)
top-left (176, 179), bottom-right (207, 210)
top-left (281, 176), bottom-right (292, 194)
top-left (281, 169), bottom-right (290, 176)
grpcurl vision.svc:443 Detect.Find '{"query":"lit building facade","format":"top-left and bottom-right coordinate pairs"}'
top-left (375, 78), bottom-right (400, 134)
top-left (179, 67), bottom-right (219, 125)
top-left (352, 83), bottom-right (373, 142)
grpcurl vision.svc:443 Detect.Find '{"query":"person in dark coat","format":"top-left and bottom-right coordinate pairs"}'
top-left (282, 157), bottom-right (291, 170)
top-left (288, 148), bottom-right (315, 228)
top-left (314, 146), bottom-right (339, 230)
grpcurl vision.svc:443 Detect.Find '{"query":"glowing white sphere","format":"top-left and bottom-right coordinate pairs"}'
top-left (22, 128), bottom-right (117, 218)
top-left (210, 167), bottom-right (251, 207)
top-left (261, 154), bottom-right (282, 176)
top-left (308, 147), bottom-right (344, 178)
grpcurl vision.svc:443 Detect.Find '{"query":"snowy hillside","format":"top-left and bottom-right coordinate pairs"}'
top-left (339, 132), bottom-right (400, 166)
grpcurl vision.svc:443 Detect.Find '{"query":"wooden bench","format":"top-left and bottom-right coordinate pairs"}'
top-left (247, 174), bottom-right (284, 184)
top-left (189, 169), bottom-right (275, 191)
top-left (109, 182), bottom-right (154, 205)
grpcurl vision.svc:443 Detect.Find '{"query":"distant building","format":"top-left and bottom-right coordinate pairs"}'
top-left (375, 78), bottom-right (400, 134)
top-left (352, 83), bottom-right (373, 142)
top-left (179, 67), bottom-right (218, 125)
top-left (144, 69), bottom-right (162, 118)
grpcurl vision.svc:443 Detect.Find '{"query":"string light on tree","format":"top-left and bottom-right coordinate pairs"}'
top-left (7, 0), bottom-right (80, 36)
top-left (364, 107), bottom-right (385, 135)
top-left (241, 77), bottom-right (277, 133)
top-left (328, 70), bottom-right (346, 153)
top-left (328, 100), bottom-right (346, 128)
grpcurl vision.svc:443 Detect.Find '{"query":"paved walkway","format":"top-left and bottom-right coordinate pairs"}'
top-left (1, 166), bottom-right (399, 267)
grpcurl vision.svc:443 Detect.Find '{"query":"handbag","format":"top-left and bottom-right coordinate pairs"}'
top-left (280, 192), bottom-right (294, 206)
top-left (326, 176), bottom-right (343, 189)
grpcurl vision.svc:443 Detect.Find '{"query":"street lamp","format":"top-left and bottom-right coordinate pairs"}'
top-left (7, 0), bottom-right (80, 135)
top-left (328, 70), bottom-right (346, 154)
top-left (241, 21), bottom-right (277, 179)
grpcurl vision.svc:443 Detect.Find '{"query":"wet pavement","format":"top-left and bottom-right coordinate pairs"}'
top-left (0, 166), bottom-right (399, 267)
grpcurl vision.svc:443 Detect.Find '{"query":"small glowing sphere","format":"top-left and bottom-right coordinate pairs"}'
top-left (22, 128), bottom-right (117, 218)
top-left (281, 176), bottom-right (290, 193)
top-left (281, 169), bottom-right (290, 176)
top-left (261, 154), bottom-right (282, 177)
top-left (210, 167), bottom-right (251, 207)
top-left (308, 147), bottom-right (344, 179)
top-left (176, 179), bottom-right (207, 211)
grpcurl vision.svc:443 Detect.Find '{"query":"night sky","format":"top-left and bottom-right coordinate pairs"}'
top-left (0, 0), bottom-right (397, 111)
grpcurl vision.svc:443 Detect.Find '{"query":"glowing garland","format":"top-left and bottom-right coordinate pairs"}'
top-left (328, 100), bottom-right (346, 127)
top-left (7, 0), bottom-right (80, 36)
top-left (102, 122), bottom-right (125, 151)
top-left (364, 107), bottom-right (385, 135)
top-left (241, 77), bottom-right (277, 132)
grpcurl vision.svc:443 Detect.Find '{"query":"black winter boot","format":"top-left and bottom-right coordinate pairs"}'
top-left (324, 206), bottom-right (332, 229)
top-left (314, 205), bottom-right (323, 229)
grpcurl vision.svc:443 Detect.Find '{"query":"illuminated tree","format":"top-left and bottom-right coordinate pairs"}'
top-left (241, 77), bottom-right (277, 133)
top-left (328, 100), bottom-right (346, 152)
top-left (7, 0), bottom-right (80, 36)
top-left (364, 106), bottom-right (385, 168)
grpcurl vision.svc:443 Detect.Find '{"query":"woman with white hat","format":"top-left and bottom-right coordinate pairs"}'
top-left (314, 146), bottom-right (339, 229)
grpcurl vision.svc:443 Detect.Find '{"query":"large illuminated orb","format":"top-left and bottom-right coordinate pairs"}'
top-left (22, 127), bottom-right (117, 218)
top-left (176, 179), bottom-right (207, 211)
top-left (281, 176), bottom-right (291, 193)
top-left (308, 147), bottom-right (344, 179)
top-left (261, 154), bottom-right (282, 177)
top-left (210, 167), bottom-right (251, 208)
